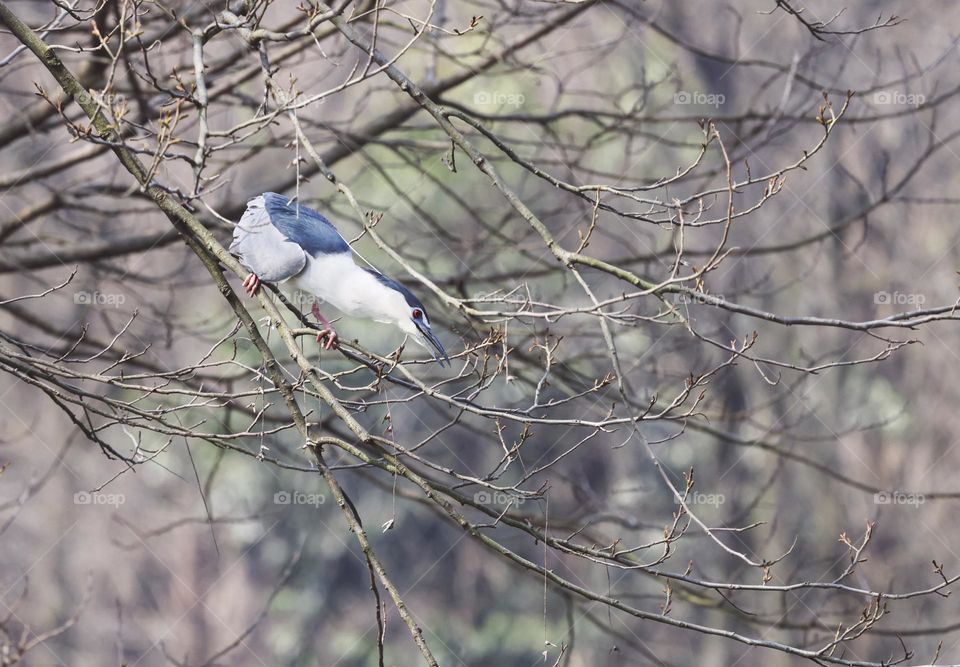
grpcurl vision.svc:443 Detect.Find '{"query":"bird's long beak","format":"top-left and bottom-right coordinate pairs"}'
top-left (414, 320), bottom-right (450, 367)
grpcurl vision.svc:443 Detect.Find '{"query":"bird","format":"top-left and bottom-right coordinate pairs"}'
top-left (230, 192), bottom-right (449, 366)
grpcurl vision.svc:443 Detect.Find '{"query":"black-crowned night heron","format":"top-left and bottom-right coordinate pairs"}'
top-left (230, 192), bottom-right (449, 365)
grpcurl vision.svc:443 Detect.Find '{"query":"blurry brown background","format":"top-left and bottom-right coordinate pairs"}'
top-left (2, 1), bottom-right (960, 665)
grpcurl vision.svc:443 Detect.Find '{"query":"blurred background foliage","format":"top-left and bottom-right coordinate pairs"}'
top-left (1, 1), bottom-right (960, 665)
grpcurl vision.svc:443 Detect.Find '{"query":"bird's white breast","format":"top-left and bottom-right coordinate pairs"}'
top-left (289, 253), bottom-right (400, 323)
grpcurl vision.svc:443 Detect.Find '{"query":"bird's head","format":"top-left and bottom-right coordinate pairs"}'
top-left (396, 301), bottom-right (449, 367)
top-left (368, 270), bottom-right (449, 366)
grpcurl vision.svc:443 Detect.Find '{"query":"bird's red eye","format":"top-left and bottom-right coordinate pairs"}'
top-left (412, 308), bottom-right (423, 319)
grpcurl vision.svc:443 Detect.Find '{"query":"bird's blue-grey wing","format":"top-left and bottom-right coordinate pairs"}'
top-left (230, 195), bottom-right (307, 282)
top-left (261, 192), bottom-right (351, 256)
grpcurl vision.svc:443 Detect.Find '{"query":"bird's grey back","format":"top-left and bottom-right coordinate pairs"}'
top-left (230, 193), bottom-right (351, 282)
top-left (261, 192), bottom-right (350, 256)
